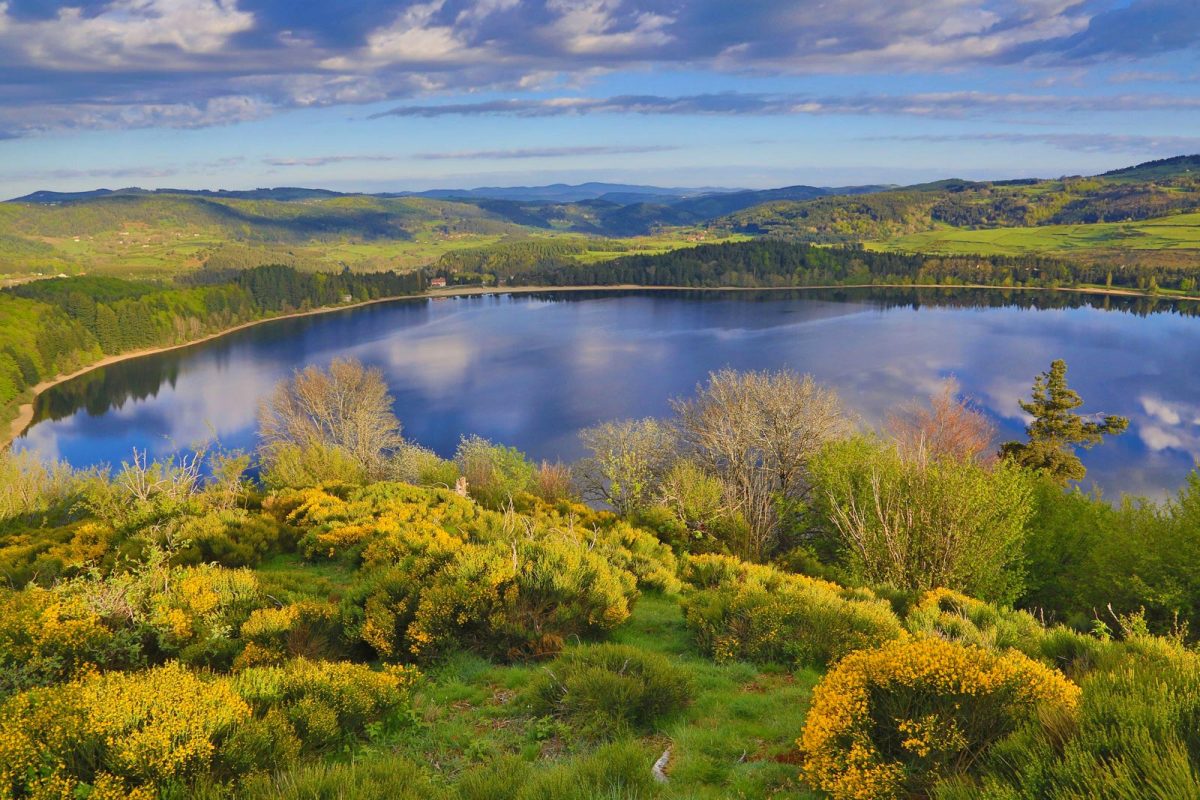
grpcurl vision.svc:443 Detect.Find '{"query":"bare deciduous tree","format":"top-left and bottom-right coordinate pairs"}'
top-left (574, 418), bottom-right (678, 514)
top-left (258, 357), bottom-right (403, 480)
top-left (673, 369), bottom-right (851, 560)
top-left (887, 379), bottom-right (996, 464)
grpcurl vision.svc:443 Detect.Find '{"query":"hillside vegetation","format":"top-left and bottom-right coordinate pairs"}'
top-left (711, 156), bottom-right (1200, 266)
top-left (2, 360), bottom-right (1200, 799)
top-left (7, 155), bottom-right (1199, 282)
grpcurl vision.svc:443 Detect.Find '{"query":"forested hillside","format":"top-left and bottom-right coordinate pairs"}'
top-left (0, 266), bottom-right (423, 424)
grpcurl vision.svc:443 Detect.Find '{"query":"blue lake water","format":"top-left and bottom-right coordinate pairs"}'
top-left (14, 288), bottom-right (1200, 498)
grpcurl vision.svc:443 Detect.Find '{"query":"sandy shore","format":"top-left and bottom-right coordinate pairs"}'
top-left (6, 280), bottom-right (1196, 448)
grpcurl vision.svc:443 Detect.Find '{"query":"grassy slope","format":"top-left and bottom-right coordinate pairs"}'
top-left (296, 589), bottom-right (820, 799)
top-left (872, 211), bottom-right (1200, 258)
top-left (0, 193), bottom-right (743, 280)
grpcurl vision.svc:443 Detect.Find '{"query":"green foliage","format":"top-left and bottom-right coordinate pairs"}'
top-left (400, 536), bottom-right (637, 662)
top-left (681, 554), bottom-right (904, 668)
top-left (946, 637), bottom-right (1200, 799)
top-left (454, 435), bottom-right (537, 508)
top-left (810, 437), bottom-right (1035, 603)
top-left (240, 757), bottom-right (438, 800)
top-left (1000, 359), bottom-right (1129, 483)
top-left (528, 643), bottom-right (693, 738)
top-left (1022, 472), bottom-right (1200, 636)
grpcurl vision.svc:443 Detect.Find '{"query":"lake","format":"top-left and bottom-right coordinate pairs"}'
top-left (14, 288), bottom-right (1200, 498)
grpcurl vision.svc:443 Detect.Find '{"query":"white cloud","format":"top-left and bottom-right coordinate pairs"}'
top-left (0, 0), bottom-right (255, 69)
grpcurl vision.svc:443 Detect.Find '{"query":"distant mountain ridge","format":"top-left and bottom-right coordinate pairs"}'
top-left (8, 183), bottom-right (737, 205)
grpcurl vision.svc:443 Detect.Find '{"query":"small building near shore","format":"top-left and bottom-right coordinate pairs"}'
top-left (430, 277), bottom-right (447, 288)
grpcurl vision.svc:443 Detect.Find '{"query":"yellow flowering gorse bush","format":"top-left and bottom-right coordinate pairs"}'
top-left (800, 637), bottom-right (1082, 799)
top-left (0, 662), bottom-right (250, 799)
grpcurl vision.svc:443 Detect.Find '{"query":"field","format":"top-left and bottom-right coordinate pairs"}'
top-left (871, 211), bottom-right (1200, 258)
top-left (0, 224), bottom-right (747, 282)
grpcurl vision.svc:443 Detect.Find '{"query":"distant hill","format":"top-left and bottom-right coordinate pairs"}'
top-left (387, 182), bottom-right (738, 203)
top-left (9, 187), bottom-right (348, 204)
top-left (1100, 154), bottom-right (1200, 182)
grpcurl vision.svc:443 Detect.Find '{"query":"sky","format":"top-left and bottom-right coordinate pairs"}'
top-left (1, 0), bottom-right (1199, 197)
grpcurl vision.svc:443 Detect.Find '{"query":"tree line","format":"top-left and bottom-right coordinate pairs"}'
top-left (499, 239), bottom-right (1200, 294)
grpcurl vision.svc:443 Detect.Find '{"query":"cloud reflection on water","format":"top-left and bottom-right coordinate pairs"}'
top-left (15, 290), bottom-right (1200, 499)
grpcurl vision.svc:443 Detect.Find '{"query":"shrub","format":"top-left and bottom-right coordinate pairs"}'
top-left (0, 448), bottom-right (86, 522)
top-left (944, 637), bottom-right (1200, 799)
top-left (237, 600), bottom-right (344, 665)
top-left (404, 537), bottom-right (636, 661)
top-left (533, 460), bottom-right (576, 503)
top-left (681, 555), bottom-right (904, 668)
top-left (390, 441), bottom-right (459, 489)
top-left (810, 437), bottom-right (1034, 603)
top-left (906, 588), bottom-right (1046, 653)
top-left (269, 483), bottom-right (495, 563)
top-left (0, 585), bottom-right (142, 695)
top-left (455, 435), bottom-right (536, 508)
top-left (172, 510), bottom-right (290, 568)
top-left (232, 659), bottom-right (419, 751)
top-left (260, 442), bottom-right (368, 490)
top-left (800, 638), bottom-right (1081, 799)
top-left (528, 643), bottom-right (693, 738)
top-left (906, 588), bottom-right (1109, 678)
top-left (0, 520), bottom-right (113, 589)
top-left (0, 662), bottom-right (251, 798)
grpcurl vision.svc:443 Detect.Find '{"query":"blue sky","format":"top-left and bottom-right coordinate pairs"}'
top-left (1, 0), bottom-right (1199, 197)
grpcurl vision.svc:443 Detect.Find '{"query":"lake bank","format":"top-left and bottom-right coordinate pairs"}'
top-left (2, 293), bottom-right (420, 448)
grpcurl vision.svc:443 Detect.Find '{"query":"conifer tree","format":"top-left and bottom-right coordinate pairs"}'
top-left (999, 359), bottom-right (1128, 483)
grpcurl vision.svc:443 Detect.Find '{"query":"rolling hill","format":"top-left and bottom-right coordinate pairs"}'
top-left (3, 156), bottom-right (1200, 280)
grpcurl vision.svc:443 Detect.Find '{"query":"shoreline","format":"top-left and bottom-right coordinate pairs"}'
top-left (3, 294), bottom-right (420, 448)
top-left (5, 280), bottom-right (1197, 448)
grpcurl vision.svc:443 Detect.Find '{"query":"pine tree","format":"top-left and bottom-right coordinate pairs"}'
top-left (999, 359), bottom-right (1128, 484)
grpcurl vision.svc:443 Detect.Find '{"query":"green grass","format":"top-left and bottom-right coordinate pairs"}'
top-left (0, 221), bottom-right (750, 282)
top-left (254, 592), bottom-right (821, 799)
top-left (873, 211), bottom-right (1200, 257)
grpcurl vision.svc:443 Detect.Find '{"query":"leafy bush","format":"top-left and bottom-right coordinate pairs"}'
top-left (232, 659), bottom-right (419, 751)
top-left (260, 442), bottom-right (368, 490)
top-left (528, 643), bottom-right (693, 738)
top-left (681, 555), bottom-right (903, 668)
top-left (237, 600), bottom-right (345, 665)
top-left (455, 435), bottom-right (536, 508)
top-left (906, 588), bottom-right (1109, 678)
top-left (799, 637), bottom-right (1081, 799)
top-left (0, 520), bottom-right (113, 589)
top-left (0, 449), bottom-right (86, 522)
top-left (172, 509), bottom-right (290, 568)
top-left (810, 437), bottom-right (1034, 603)
top-left (906, 588), bottom-right (1046, 653)
top-left (941, 636), bottom-right (1200, 799)
top-left (268, 483), bottom-right (495, 563)
top-left (402, 536), bottom-right (636, 661)
top-left (0, 585), bottom-right (143, 696)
